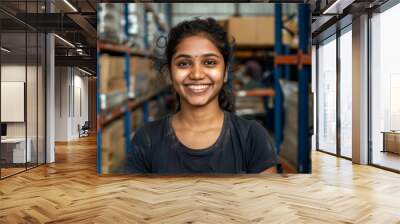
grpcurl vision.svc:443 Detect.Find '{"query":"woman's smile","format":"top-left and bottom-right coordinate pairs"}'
top-left (184, 83), bottom-right (212, 94)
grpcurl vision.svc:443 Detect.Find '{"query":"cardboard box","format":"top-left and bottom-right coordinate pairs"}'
top-left (255, 16), bottom-right (274, 45)
top-left (228, 17), bottom-right (257, 45)
top-left (228, 16), bottom-right (296, 47)
top-left (102, 118), bottom-right (125, 174)
top-left (102, 118), bottom-right (125, 151)
top-left (100, 54), bottom-right (127, 94)
top-left (130, 57), bottom-right (164, 98)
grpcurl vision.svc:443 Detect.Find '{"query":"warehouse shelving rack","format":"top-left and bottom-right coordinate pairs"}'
top-left (274, 4), bottom-right (311, 173)
top-left (97, 3), bottom-right (171, 174)
top-left (230, 10), bottom-right (304, 173)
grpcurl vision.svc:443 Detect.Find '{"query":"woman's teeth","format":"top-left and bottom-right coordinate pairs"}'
top-left (186, 84), bottom-right (210, 93)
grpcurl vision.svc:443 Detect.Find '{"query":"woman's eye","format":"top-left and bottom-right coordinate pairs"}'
top-left (204, 60), bottom-right (217, 66)
top-left (177, 61), bottom-right (191, 68)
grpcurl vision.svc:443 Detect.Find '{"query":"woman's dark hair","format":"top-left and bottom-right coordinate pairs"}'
top-left (154, 17), bottom-right (235, 112)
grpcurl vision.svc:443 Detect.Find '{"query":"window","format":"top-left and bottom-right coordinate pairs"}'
top-left (370, 2), bottom-right (400, 171)
top-left (317, 36), bottom-right (337, 154)
top-left (339, 27), bottom-right (352, 158)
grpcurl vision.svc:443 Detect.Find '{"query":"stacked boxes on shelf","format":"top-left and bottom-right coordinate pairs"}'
top-left (98, 52), bottom-right (128, 173)
top-left (146, 12), bottom-right (157, 45)
top-left (98, 3), bottom-right (126, 44)
top-left (127, 4), bottom-right (146, 50)
top-left (130, 56), bottom-right (167, 99)
top-left (99, 54), bottom-right (127, 110)
top-left (98, 3), bottom-right (129, 174)
top-left (98, 3), bottom-right (155, 49)
top-left (145, 3), bottom-right (168, 56)
top-left (101, 118), bottom-right (125, 174)
top-left (99, 55), bottom-right (126, 94)
top-left (98, 3), bottom-right (172, 174)
top-left (227, 16), bottom-right (297, 47)
top-left (130, 57), bottom-right (153, 98)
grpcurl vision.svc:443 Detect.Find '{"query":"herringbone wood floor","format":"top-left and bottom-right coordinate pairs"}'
top-left (1, 135), bottom-right (400, 223)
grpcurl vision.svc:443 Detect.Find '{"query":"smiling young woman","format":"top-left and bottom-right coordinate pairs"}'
top-left (125, 18), bottom-right (278, 174)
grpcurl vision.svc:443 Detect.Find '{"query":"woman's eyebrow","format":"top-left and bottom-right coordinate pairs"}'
top-left (173, 54), bottom-right (191, 60)
top-left (202, 53), bottom-right (221, 58)
top-left (173, 53), bottom-right (221, 60)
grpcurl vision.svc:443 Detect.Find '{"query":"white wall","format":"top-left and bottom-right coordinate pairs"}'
top-left (54, 67), bottom-right (89, 141)
top-left (72, 72), bottom-right (89, 138)
top-left (1, 65), bottom-right (26, 81)
top-left (55, 67), bottom-right (68, 141)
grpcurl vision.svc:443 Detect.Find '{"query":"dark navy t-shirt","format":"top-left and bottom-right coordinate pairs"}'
top-left (124, 111), bottom-right (278, 174)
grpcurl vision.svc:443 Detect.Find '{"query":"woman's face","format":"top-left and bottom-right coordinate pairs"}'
top-left (170, 35), bottom-right (226, 109)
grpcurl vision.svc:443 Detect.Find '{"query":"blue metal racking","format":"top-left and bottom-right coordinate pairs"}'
top-left (274, 4), bottom-right (311, 173)
top-left (123, 3), bottom-right (132, 163)
top-left (274, 4), bottom-right (283, 154)
top-left (297, 4), bottom-right (311, 173)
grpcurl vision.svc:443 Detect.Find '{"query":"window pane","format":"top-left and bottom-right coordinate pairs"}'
top-left (339, 29), bottom-right (352, 158)
top-left (317, 37), bottom-right (337, 154)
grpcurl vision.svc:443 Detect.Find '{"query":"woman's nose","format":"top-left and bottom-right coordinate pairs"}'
top-left (189, 62), bottom-right (205, 80)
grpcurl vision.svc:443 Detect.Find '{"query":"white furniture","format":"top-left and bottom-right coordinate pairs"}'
top-left (1, 138), bottom-right (31, 163)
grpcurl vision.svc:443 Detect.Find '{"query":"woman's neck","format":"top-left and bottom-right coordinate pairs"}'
top-left (175, 99), bottom-right (224, 131)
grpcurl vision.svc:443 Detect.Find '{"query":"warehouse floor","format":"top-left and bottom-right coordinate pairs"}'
top-left (0, 136), bottom-right (399, 223)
